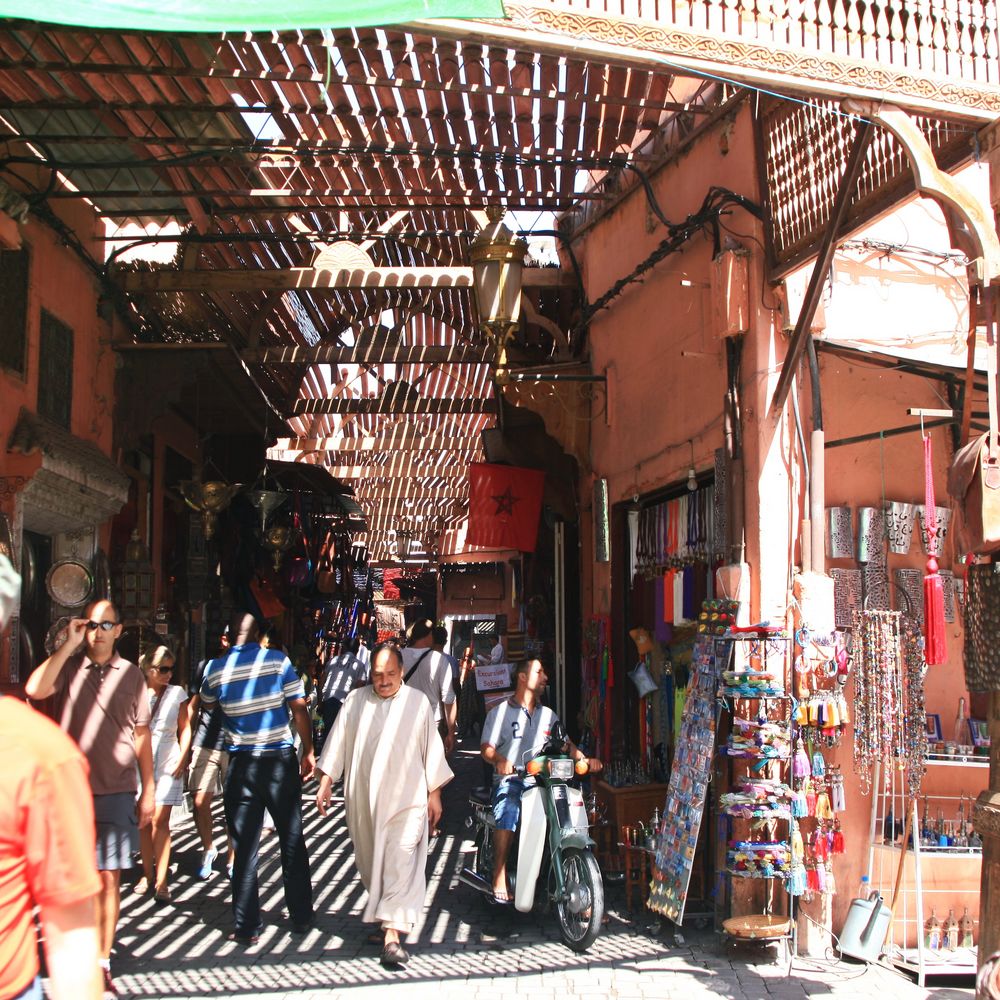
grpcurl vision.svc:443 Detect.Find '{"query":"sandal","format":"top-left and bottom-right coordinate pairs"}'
top-left (491, 889), bottom-right (512, 905)
top-left (154, 885), bottom-right (171, 904)
top-left (132, 876), bottom-right (152, 895)
top-left (381, 941), bottom-right (410, 966)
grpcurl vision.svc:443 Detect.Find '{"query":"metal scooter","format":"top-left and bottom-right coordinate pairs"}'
top-left (457, 724), bottom-right (605, 952)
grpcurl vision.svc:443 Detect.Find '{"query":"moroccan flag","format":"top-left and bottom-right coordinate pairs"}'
top-left (467, 463), bottom-right (545, 552)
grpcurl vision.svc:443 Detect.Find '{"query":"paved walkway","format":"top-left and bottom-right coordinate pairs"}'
top-left (111, 744), bottom-right (975, 1000)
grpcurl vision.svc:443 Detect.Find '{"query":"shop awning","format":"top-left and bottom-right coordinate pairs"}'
top-left (0, 0), bottom-right (505, 31)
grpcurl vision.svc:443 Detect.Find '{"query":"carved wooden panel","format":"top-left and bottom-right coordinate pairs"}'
top-left (758, 98), bottom-right (971, 277)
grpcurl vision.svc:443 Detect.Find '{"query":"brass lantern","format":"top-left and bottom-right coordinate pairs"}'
top-left (179, 479), bottom-right (239, 540)
top-left (262, 522), bottom-right (293, 571)
top-left (469, 206), bottom-right (527, 378)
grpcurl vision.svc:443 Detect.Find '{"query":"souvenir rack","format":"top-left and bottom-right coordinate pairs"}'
top-left (716, 630), bottom-right (796, 971)
top-left (868, 755), bottom-right (985, 987)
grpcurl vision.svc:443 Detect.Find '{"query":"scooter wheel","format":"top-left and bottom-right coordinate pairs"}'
top-left (555, 848), bottom-right (604, 952)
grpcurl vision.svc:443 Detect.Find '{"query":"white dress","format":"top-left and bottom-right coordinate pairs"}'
top-left (147, 684), bottom-right (187, 806)
top-left (317, 684), bottom-right (453, 932)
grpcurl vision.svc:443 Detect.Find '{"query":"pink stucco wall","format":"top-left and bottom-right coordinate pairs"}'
top-left (571, 102), bottom-right (986, 943)
top-left (0, 196), bottom-right (115, 462)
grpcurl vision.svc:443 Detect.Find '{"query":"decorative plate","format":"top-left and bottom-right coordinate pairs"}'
top-left (46, 559), bottom-right (94, 608)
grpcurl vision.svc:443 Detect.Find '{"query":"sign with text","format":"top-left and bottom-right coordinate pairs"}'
top-left (475, 662), bottom-right (512, 692)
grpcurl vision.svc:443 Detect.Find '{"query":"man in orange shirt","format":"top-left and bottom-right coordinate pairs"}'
top-left (0, 555), bottom-right (102, 1000)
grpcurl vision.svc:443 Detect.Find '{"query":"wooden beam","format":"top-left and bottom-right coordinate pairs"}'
top-left (323, 464), bottom-right (468, 478)
top-left (117, 265), bottom-right (569, 294)
top-left (0, 57), bottom-right (702, 117)
top-left (356, 486), bottom-right (468, 500)
top-left (292, 397), bottom-right (494, 416)
top-left (246, 345), bottom-right (491, 365)
top-left (770, 117), bottom-right (874, 415)
top-left (270, 434), bottom-right (481, 452)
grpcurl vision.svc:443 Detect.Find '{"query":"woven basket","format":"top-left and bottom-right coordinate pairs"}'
top-left (722, 914), bottom-right (792, 940)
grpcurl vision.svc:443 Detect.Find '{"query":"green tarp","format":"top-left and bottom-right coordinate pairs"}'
top-left (0, 0), bottom-right (505, 32)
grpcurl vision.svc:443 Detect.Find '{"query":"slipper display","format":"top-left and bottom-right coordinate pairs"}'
top-left (381, 941), bottom-right (410, 966)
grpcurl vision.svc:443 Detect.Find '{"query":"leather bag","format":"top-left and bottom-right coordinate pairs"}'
top-left (949, 286), bottom-right (1000, 554)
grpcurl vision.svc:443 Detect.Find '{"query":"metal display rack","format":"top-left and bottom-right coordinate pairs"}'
top-left (717, 633), bottom-right (796, 971)
top-left (868, 756), bottom-right (985, 986)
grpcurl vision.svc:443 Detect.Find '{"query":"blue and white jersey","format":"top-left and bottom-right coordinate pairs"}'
top-left (482, 698), bottom-right (557, 769)
top-left (199, 642), bottom-right (304, 752)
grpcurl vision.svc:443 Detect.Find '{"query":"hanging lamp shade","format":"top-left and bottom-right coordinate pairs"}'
top-left (469, 207), bottom-right (528, 341)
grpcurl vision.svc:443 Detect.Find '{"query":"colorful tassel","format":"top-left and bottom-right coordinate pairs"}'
top-left (791, 825), bottom-right (804, 861)
top-left (791, 787), bottom-right (808, 818)
top-left (805, 781), bottom-right (817, 817)
top-left (807, 862), bottom-right (820, 892)
top-left (793, 739), bottom-right (811, 778)
top-left (815, 792), bottom-right (834, 820)
top-left (811, 751), bottom-right (826, 777)
top-left (831, 769), bottom-right (846, 813)
top-left (789, 863), bottom-right (807, 897)
top-left (825, 862), bottom-right (836, 896)
top-left (831, 820), bottom-right (845, 854)
top-left (816, 862), bottom-right (827, 894)
top-left (922, 433), bottom-right (947, 665)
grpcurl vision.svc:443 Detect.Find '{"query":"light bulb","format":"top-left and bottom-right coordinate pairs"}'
top-left (687, 468), bottom-right (698, 492)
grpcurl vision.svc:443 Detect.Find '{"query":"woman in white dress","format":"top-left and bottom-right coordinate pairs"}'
top-left (134, 645), bottom-right (190, 902)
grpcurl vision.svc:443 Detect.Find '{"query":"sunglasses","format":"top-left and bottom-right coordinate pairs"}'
top-left (152, 665), bottom-right (174, 674)
top-left (86, 620), bottom-right (117, 632)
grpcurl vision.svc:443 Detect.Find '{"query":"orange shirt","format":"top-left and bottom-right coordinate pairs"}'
top-left (0, 697), bottom-right (101, 999)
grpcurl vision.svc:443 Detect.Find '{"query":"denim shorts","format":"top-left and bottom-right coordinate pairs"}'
top-left (492, 775), bottom-right (526, 831)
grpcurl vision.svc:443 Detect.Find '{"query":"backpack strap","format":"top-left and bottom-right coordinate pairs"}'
top-left (404, 649), bottom-right (432, 684)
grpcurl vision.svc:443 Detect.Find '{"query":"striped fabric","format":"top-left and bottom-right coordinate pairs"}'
top-left (199, 643), bottom-right (304, 751)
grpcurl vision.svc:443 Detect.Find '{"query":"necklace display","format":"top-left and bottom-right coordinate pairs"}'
top-left (852, 609), bottom-right (926, 797)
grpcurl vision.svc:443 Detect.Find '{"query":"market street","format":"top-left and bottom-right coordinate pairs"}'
top-left (108, 744), bottom-right (975, 1000)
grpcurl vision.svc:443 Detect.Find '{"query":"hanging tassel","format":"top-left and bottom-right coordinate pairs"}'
top-left (811, 751), bottom-right (826, 778)
top-left (791, 825), bottom-right (804, 861)
top-left (805, 780), bottom-right (817, 817)
top-left (791, 786), bottom-right (808, 818)
top-left (816, 792), bottom-right (834, 821)
top-left (793, 739), bottom-right (811, 778)
top-left (789, 863), bottom-right (807, 897)
top-left (831, 819), bottom-right (845, 854)
top-left (831, 769), bottom-right (846, 813)
top-left (825, 861), bottom-right (836, 896)
top-left (816, 862), bottom-right (827, 894)
top-left (922, 432), bottom-right (947, 665)
top-left (807, 862), bottom-right (820, 892)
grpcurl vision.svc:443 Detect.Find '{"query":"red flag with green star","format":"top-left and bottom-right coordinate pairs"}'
top-left (466, 463), bottom-right (545, 552)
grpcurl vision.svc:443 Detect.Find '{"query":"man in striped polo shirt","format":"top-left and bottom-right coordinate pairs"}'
top-left (200, 611), bottom-right (314, 943)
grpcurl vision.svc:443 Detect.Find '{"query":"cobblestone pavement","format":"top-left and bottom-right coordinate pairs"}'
top-left (109, 743), bottom-right (974, 1000)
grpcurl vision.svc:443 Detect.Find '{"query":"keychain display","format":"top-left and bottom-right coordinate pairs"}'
top-left (723, 717), bottom-right (790, 760)
top-left (719, 777), bottom-right (794, 820)
top-left (648, 630), bottom-right (726, 922)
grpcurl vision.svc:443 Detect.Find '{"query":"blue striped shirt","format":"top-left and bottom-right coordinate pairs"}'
top-left (199, 643), bottom-right (304, 752)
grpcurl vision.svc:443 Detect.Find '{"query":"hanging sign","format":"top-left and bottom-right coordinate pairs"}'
top-left (475, 662), bottom-right (512, 692)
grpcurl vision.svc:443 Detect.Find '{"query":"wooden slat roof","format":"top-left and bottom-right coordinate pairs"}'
top-left (0, 20), bottom-right (720, 561)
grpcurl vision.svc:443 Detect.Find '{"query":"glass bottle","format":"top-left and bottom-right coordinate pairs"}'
top-left (924, 908), bottom-right (941, 950)
top-left (960, 907), bottom-right (974, 948)
top-left (945, 908), bottom-right (959, 951)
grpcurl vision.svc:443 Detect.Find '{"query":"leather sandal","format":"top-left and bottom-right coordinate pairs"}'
top-left (381, 941), bottom-right (410, 966)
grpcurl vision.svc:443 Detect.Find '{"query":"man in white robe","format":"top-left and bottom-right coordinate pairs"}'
top-left (316, 642), bottom-right (453, 967)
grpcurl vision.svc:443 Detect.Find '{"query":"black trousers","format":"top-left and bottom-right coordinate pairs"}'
top-left (320, 697), bottom-right (342, 739)
top-left (223, 748), bottom-right (313, 934)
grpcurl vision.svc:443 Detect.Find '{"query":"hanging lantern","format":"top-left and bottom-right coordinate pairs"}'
top-left (179, 479), bottom-right (239, 540)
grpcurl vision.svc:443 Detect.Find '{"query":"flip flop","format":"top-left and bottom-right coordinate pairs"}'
top-left (492, 890), bottom-right (512, 905)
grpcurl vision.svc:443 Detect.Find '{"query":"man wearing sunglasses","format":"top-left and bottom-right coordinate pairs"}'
top-left (26, 600), bottom-right (154, 998)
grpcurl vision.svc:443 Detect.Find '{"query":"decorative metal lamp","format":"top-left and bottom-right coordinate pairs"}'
top-left (179, 479), bottom-right (240, 540)
top-left (245, 485), bottom-right (289, 538)
top-left (469, 206), bottom-right (527, 382)
top-left (395, 527), bottom-right (416, 561)
top-left (262, 522), bottom-right (293, 571)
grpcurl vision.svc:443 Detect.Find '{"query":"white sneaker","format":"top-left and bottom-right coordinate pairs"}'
top-left (198, 847), bottom-right (219, 879)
